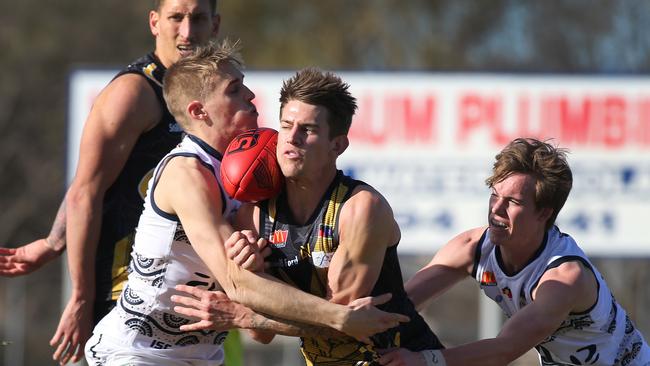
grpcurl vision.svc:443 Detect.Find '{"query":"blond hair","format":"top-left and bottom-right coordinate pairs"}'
top-left (162, 39), bottom-right (243, 128)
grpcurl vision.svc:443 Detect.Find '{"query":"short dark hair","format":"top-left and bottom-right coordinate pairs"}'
top-left (154, 0), bottom-right (218, 16)
top-left (486, 138), bottom-right (573, 230)
top-left (279, 67), bottom-right (357, 138)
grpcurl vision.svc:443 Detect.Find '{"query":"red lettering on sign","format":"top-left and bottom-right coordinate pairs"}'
top-left (386, 94), bottom-right (437, 143)
top-left (531, 95), bottom-right (650, 149)
top-left (457, 94), bottom-right (508, 145)
top-left (602, 96), bottom-right (626, 148)
top-left (350, 94), bottom-right (386, 145)
top-left (633, 99), bottom-right (650, 146)
top-left (350, 93), bottom-right (437, 145)
top-left (557, 96), bottom-right (592, 145)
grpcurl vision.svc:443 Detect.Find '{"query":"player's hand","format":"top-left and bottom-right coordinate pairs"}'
top-left (0, 239), bottom-right (62, 277)
top-left (342, 293), bottom-right (410, 343)
top-left (171, 285), bottom-right (253, 331)
top-left (225, 230), bottom-right (270, 272)
top-left (50, 296), bottom-right (93, 365)
top-left (378, 348), bottom-right (426, 366)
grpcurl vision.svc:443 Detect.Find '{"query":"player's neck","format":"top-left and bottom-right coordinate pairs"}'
top-left (190, 129), bottom-right (228, 156)
top-left (498, 231), bottom-right (546, 274)
top-left (285, 169), bottom-right (337, 224)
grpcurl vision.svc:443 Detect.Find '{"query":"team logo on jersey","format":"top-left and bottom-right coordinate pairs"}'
top-left (480, 271), bottom-right (497, 286)
top-left (168, 122), bottom-right (183, 133)
top-left (312, 251), bottom-right (333, 268)
top-left (501, 287), bottom-right (512, 299)
top-left (318, 224), bottom-right (334, 239)
top-left (269, 230), bottom-right (288, 248)
top-left (142, 62), bottom-right (163, 87)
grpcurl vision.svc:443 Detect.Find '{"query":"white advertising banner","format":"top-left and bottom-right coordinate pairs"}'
top-left (69, 70), bottom-right (650, 255)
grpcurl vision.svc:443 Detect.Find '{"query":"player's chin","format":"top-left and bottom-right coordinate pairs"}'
top-left (237, 114), bottom-right (259, 131)
top-left (278, 162), bottom-right (300, 178)
top-left (488, 228), bottom-right (509, 244)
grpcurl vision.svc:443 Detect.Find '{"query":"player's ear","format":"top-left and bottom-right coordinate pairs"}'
top-left (331, 135), bottom-right (349, 156)
top-left (187, 101), bottom-right (209, 123)
top-left (149, 10), bottom-right (160, 37)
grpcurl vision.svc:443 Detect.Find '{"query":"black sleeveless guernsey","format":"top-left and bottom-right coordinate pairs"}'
top-left (93, 52), bottom-right (182, 323)
top-left (259, 170), bottom-right (444, 366)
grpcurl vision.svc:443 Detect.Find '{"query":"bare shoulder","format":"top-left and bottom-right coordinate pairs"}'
top-left (534, 260), bottom-right (598, 313)
top-left (338, 184), bottom-right (399, 248)
top-left (155, 156), bottom-right (221, 214)
top-left (538, 260), bottom-right (593, 291)
top-left (445, 227), bottom-right (486, 252)
top-left (161, 156), bottom-right (213, 184)
top-left (105, 73), bottom-right (158, 102)
top-left (345, 184), bottom-right (393, 217)
top-left (92, 73), bottom-right (162, 132)
top-left (431, 227), bottom-right (487, 274)
top-left (71, 74), bottom-right (165, 189)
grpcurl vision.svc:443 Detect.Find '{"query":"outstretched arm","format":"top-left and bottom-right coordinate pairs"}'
top-left (171, 285), bottom-right (396, 342)
top-left (405, 228), bottom-right (483, 311)
top-left (51, 74), bottom-right (162, 365)
top-left (0, 199), bottom-right (67, 276)
top-left (380, 259), bottom-right (598, 366)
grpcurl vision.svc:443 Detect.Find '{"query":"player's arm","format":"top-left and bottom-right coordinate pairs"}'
top-left (51, 74), bottom-right (162, 365)
top-left (0, 198), bottom-right (67, 276)
top-left (210, 202), bottom-right (347, 342)
top-left (446, 260), bottom-right (597, 365)
top-left (171, 285), bottom-right (396, 342)
top-left (228, 203), bottom-right (269, 272)
top-left (380, 260), bottom-right (598, 366)
top-left (405, 227), bottom-right (484, 311)
top-left (171, 286), bottom-right (346, 341)
top-left (326, 186), bottom-right (398, 304)
top-left (157, 158), bottom-right (408, 341)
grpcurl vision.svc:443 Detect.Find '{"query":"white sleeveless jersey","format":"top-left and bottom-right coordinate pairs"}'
top-left (473, 226), bottom-right (650, 366)
top-left (92, 135), bottom-right (240, 362)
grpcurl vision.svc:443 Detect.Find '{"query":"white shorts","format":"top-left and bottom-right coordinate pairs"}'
top-left (85, 332), bottom-right (224, 366)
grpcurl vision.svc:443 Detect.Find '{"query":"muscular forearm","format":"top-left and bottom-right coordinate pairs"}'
top-left (66, 187), bottom-right (102, 299)
top-left (442, 338), bottom-right (517, 366)
top-left (44, 198), bottom-right (67, 253)
top-left (224, 266), bottom-right (349, 331)
top-left (405, 264), bottom-right (466, 311)
top-left (244, 310), bottom-right (346, 339)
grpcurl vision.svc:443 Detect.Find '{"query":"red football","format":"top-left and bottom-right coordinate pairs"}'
top-left (220, 128), bottom-right (284, 202)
